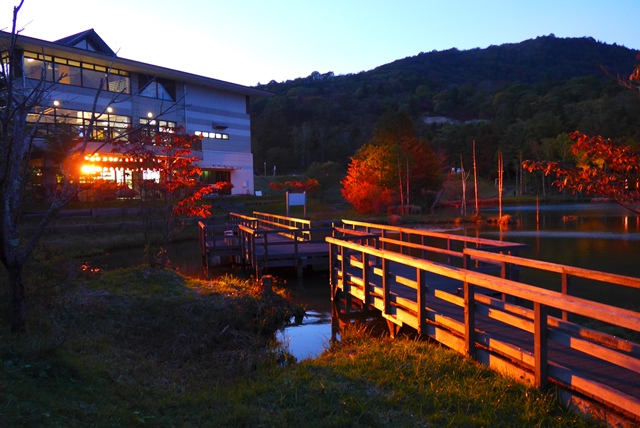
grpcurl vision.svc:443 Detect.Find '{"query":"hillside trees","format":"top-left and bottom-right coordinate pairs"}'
top-left (252, 36), bottom-right (638, 180)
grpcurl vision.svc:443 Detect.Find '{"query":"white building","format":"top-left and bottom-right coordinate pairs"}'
top-left (1, 29), bottom-right (270, 197)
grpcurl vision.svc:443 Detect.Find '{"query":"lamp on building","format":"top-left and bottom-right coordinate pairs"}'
top-left (53, 100), bottom-right (59, 128)
top-left (147, 112), bottom-right (153, 118)
top-left (106, 107), bottom-right (113, 137)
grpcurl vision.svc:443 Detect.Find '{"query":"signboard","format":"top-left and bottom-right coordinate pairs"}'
top-left (286, 192), bottom-right (306, 217)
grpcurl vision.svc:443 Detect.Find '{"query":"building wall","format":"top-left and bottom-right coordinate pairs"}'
top-left (19, 38), bottom-right (261, 197)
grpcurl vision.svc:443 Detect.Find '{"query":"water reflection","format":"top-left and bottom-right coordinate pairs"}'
top-left (456, 202), bottom-right (640, 308)
top-left (277, 310), bottom-right (332, 361)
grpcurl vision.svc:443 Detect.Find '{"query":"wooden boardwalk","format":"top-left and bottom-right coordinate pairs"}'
top-left (328, 220), bottom-right (640, 426)
top-left (199, 214), bottom-right (640, 425)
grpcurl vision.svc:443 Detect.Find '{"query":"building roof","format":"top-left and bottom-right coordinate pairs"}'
top-left (0, 30), bottom-right (271, 98)
top-left (55, 29), bottom-right (116, 56)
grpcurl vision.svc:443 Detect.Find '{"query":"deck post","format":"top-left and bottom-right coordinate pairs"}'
top-left (294, 230), bottom-right (302, 277)
top-left (464, 280), bottom-right (476, 358)
top-left (561, 271), bottom-right (571, 321)
top-left (382, 257), bottom-right (390, 315)
top-left (417, 268), bottom-right (426, 335)
top-left (534, 302), bottom-right (549, 389)
top-left (363, 252), bottom-right (371, 308)
top-left (387, 319), bottom-right (400, 338)
top-left (340, 245), bottom-right (351, 313)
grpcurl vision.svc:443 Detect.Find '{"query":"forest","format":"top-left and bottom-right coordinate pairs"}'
top-left (250, 35), bottom-right (640, 189)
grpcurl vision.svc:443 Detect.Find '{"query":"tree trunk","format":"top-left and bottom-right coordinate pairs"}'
top-left (8, 262), bottom-right (26, 333)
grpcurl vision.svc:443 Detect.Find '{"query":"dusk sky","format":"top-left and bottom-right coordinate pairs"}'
top-left (2, 0), bottom-right (639, 87)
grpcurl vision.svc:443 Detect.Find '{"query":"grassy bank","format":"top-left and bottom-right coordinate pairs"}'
top-left (0, 266), bottom-right (600, 427)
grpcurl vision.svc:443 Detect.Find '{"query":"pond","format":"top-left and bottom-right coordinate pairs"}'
top-left (94, 201), bottom-right (640, 360)
top-left (459, 202), bottom-right (640, 309)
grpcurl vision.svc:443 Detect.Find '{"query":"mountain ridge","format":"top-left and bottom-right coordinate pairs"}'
top-left (250, 35), bottom-right (639, 178)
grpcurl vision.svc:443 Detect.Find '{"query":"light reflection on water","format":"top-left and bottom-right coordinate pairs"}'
top-left (483, 230), bottom-right (640, 240)
top-left (277, 310), bottom-right (332, 361)
top-left (455, 202), bottom-right (640, 308)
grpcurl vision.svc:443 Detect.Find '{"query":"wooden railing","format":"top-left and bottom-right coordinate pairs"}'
top-left (340, 219), bottom-right (526, 268)
top-left (237, 223), bottom-right (333, 277)
top-left (463, 247), bottom-right (640, 321)
top-left (327, 235), bottom-right (640, 423)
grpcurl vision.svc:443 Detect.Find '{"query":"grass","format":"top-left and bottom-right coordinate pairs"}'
top-left (0, 257), bottom-right (604, 427)
top-left (0, 266), bottom-right (301, 426)
top-left (237, 324), bottom-right (598, 427)
top-left (1, 290), bottom-right (602, 427)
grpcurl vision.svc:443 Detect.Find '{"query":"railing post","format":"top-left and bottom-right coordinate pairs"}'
top-left (534, 302), bottom-right (549, 389)
top-left (417, 268), bottom-right (426, 335)
top-left (329, 242), bottom-right (340, 342)
top-left (363, 252), bottom-right (371, 307)
top-left (464, 280), bottom-right (475, 358)
top-left (341, 245), bottom-right (351, 313)
top-left (561, 271), bottom-right (571, 321)
top-left (500, 261), bottom-right (508, 301)
top-left (382, 257), bottom-right (391, 315)
top-left (295, 230), bottom-right (302, 277)
top-left (251, 230), bottom-right (258, 278)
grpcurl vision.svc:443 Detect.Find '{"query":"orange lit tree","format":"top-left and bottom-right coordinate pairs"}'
top-left (341, 143), bottom-right (397, 214)
top-left (342, 112), bottom-right (445, 214)
top-left (523, 59), bottom-right (640, 214)
top-left (114, 127), bottom-right (215, 269)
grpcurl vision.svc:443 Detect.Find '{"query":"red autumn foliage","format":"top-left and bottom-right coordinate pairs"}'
top-left (269, 178), bottom-right (319, 196)
top-left (111, 126), bottom-right (216, 268)
top-left (341, 144), bottom-right (398, 214)
top-left (523, 131), bottom-right (640, 214)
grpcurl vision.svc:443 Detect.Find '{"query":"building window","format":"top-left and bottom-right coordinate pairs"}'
top-left (138, 75), bottom-right (176, 101)
top-left (139, 118), bottom-right (177, 137)
top-left (194, 130), bottom-right (229, 140)
top-left (200, 169), bottom-right (231, 184)
top-left (27, 106), bottom-right (131, 141)
top-left (23, 51), bottom-right (130, 94)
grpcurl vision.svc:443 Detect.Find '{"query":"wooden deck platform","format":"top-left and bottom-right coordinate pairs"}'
top-left (198, 213), bottom-right (334, 277)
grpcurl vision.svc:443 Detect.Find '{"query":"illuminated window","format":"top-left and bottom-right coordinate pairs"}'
top-left (26, 107), bottom-right (131, 141)
top-left (23, 51), bottom-right (130, 94)
top-left (193, 129), bottom-right (229, 140)
top-left (139, 118), bottom-right (176, 136)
